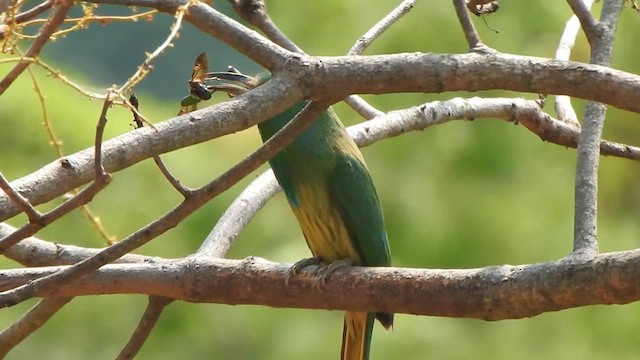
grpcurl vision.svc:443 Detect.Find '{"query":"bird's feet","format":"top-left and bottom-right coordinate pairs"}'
top-left (285, 257), bottom-right (322, 286)
top-left (318, 258), bottom-right (353, 287)
top-left (285, 257), bottom-right (355, 288)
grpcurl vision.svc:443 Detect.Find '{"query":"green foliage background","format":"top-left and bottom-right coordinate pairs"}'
top-left (1, 1), bottom-right (640, 359)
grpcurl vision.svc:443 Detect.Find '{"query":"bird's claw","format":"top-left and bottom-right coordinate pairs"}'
top-left (317, 258), bottom-right (354, 287)
top-left (285, 257), bottom-right (322, 286)
top-left (285, 257), bottom-right (355, 288)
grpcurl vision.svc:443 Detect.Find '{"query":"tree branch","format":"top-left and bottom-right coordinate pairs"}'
top-left (572, 0), bottom-right (624, 256)
top-left (0, 223), bottom-right (160, 266)
top-left (566, 0), bottom-right (600, 45)
top-left (554, 0), bottom-right (595, 127)
top-left (2, 52), bottom-right (640, 222)
top-left (1, 250), bottom-right (640, 321)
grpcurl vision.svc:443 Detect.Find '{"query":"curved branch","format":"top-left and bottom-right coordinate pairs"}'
top-left (2, 52), bottom-right (640, 222)
top-left (0, 223), bottom-right (161, 266)
top-left (1, 250), bottom-right (640, 321)
top-left (198, 169), bottom-right (279, 257)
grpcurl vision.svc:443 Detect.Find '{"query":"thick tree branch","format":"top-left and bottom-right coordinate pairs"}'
top-left (1, 250), bottom-right (640, 321)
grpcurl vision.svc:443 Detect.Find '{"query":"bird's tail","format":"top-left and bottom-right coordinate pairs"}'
top-left (341, 311), bottom-right (375, 360)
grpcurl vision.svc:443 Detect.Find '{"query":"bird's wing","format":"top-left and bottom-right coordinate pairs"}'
top-left (328, 152), bottom-right (391, 267)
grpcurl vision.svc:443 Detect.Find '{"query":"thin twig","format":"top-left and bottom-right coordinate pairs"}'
top-left (117, 3), bottom-right (190, 94)
top-left (229, 0), bottom-right (303, 53)
top-left (152, 156), bottom-right (193, 197)
top-left (129, 94), bottom-right (192, 196)
top-left (347, 0), bottom-right (417, 55)
top-left (21, 51), bottom-right (117, 245)
top-left (343, 0), bottom-right (418, 119)
top-left (0, 56), bottom-right (107, 100)
top-left (115, 296), bottom-right (173, 360)
top-left (554, 0), bottom-right (595, 127)
top-left (566, 0), bottom-right (600, 45)
top-left (453, 0), bottom-right (483, 50)
top-left (0, 297), bottom-right (72, 358)
top-left (0, 0), bottom-right (73, 95)
top-left (17, 9), bottom-right (157, 28)
top-left (0, 172), bottom-right (42, 222)
top-left (13, 0), bottom-right (53, 23)
top-left (572, 0), bottom-right (624, 257)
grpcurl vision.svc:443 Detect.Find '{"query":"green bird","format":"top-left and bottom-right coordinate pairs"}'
top-left (207, 70), bottom-right (393, 360)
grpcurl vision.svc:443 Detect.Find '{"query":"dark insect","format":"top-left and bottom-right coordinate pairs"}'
top-left (129, 93), bottom-right (144, 129)
top-left (188, 52), bottom-right (212, 101)
top-left (190, 81), bottom-right (212, 101)
top-left (180, 52), bottom-right (212, 115)
top-left (467, 0), bottom-right (500, 16)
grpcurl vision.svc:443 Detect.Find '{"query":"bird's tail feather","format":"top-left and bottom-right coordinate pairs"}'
top-left (341, 311), bottom-right (375, 360)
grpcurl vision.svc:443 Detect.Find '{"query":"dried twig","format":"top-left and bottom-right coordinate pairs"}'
top-left (0, 0), bottom-right (73, 94)
top-left (129, 94), bottom-right (193, 197)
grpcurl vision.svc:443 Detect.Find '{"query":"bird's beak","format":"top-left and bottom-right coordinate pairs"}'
top-left (204, 71), bottom-right (254, 97)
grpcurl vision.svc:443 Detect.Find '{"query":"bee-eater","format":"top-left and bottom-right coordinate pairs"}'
top-left (208, 71), bottom-right (393, 360)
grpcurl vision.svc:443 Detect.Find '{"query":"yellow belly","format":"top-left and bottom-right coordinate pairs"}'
top-left (291, 182), bottom-right (362, 264)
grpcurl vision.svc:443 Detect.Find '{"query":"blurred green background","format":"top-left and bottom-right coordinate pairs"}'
top-left (1, 1), bottom-right (640, 359)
